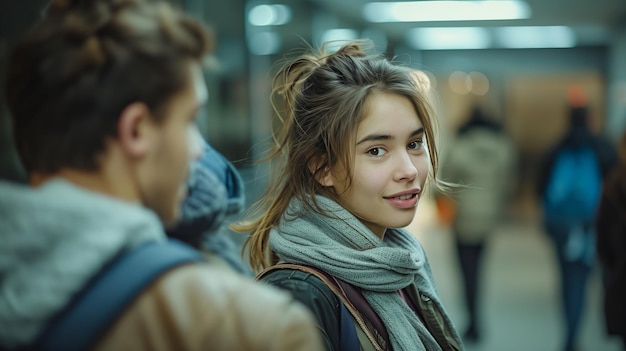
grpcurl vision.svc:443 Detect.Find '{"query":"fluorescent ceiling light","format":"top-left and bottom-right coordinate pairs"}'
top-left (248, 4), bottom-right (292, 26)
top-left (406, 26), bottom-right (576, 50)
top-left (364, 1), bottom-right (531, 22)
top-left (407, 27), bottom-right (491, 50)
top-left (496, 26), bottom-right (576, 48)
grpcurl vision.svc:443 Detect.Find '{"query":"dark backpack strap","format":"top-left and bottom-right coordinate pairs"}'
top-left (34, 239), bottom-right (203, 351)
top-left (334, 279), bottom-right (390, 347)
top-left (257, 263), bottom-right (390, 351)
top-left (338, 299), bottom-right (360, 351)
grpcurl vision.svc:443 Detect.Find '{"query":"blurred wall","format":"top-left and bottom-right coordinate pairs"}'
top-left (607, 22), bottom-right (626, 143)
top-left (0, 0), bottom-right (48, 183)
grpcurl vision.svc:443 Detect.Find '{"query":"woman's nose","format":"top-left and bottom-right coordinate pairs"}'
top-left (394, 151), bottom-right (418, 181)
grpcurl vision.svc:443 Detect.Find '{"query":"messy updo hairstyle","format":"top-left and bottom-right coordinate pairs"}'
top-left (234, 40), bottom-right (441, 271)
top-left (6, 0), bottom-right (213, 173)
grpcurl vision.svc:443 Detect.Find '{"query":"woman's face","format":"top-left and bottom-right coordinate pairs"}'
top-left (323, 92), bottom-right (430, 238)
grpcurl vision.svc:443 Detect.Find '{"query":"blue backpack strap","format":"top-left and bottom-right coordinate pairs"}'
top-left (35, 239), bottom-right (203, 351)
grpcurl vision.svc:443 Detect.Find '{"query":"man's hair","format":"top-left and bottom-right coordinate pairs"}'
top-left (6, 0), bottom-right (213, 173)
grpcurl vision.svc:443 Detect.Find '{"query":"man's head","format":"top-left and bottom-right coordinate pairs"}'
top-left (6, 0), bottom-right (213, 225)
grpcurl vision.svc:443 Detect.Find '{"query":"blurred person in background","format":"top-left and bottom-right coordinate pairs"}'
top-left (438, 105), bottom-right (518, 343)
top-left (235, 41), bottom-right (463, 351)
top-left (537, 100), bottom-right (617, 351)
top-left (596, 129), bottom-right (626, 351)
top-left (0, 0), bottom-right (323, 350)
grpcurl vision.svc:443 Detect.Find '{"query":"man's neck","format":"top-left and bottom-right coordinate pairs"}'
top-left (30, 147), bottom-right (141, 204)
top-left (58, 169), bottom-right (140, 203)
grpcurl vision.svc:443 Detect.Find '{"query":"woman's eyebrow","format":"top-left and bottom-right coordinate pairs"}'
top-left (356, 127), bottom-right (424, 146)
top-left (410, 127), bottom-right (425, 137)
top-left (356, 133), bottom-right (392, 145)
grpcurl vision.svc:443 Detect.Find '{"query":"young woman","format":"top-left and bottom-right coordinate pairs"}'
top-left (234, 41), bottom-right (463, 351)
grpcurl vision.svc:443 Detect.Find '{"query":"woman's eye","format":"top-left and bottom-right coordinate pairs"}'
top-left (367, 147), bottom-right (386, 156)
top-left (408, 140), bottom-right (424, 150)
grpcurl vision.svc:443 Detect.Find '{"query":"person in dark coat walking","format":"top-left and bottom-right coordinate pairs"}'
top-left (537, 104), bottom-right (617, 351)
top-left (596, 129), bottom-right (626, 350)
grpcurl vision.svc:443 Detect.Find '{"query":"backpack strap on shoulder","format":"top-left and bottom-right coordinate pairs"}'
top-left (334, 278), bottom-right (390, 347)
top-left (34, 239), bottom-right (203, 351)
top-left (257, 263), bottom-right (390, 351)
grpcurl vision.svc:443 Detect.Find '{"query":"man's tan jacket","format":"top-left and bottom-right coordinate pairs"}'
top-left (95, 263), bottom-right (324, 351)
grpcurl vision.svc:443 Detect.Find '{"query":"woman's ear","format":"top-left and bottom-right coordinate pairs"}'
top-left (318, 168), bottom-right (335, 187)
top-left (117, 102), bottom-right (152, 159)
top-left (308, 157), bottom-right (334, 187)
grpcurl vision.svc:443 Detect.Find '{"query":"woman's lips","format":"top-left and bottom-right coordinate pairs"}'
top-left (384, 192), bottom-right (420, 208)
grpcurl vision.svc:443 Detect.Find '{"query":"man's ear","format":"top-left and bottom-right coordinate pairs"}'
top-left (117, 102), bottom-right (152, 159)
top-left (308, 157), bottom-right (334, 187)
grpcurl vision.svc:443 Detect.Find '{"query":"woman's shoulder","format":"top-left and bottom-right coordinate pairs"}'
top-left (259, 267), bottom-right (343, 351)
top-left (260, 268), bottom-right (340, 306)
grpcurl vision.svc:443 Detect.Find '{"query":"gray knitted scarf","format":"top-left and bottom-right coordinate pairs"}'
top-left (270, 196), bottom-right (454, 351)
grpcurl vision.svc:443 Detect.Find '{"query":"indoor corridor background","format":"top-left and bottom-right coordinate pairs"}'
top-left (2, 1), bottom-right (625, 350)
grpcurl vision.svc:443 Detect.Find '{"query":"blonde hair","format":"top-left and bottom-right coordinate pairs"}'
top-left (233, 40), bottom-right (441, 271)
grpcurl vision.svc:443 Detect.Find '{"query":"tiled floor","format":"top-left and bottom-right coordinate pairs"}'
top-left (408, 199), bottom-right (622, 351)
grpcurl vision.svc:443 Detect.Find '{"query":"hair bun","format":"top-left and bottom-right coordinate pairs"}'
top-left (327, 41), bottom-right (369, 58)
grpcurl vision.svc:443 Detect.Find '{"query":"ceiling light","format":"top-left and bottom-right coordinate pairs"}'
top-left (248, 4), bottom-right (292, 26)
top-left (406, 26), bottom-right (576, 50)
top-left (468, 72), bottom-right (490, 95)
top-left (364, 1), bottom-right (531, 22)
top-left (496, 26), bottom-right (576, 48)
top-left (407, 27), bottom-right (491, 50)
top-left (449, 71), bottom-right (471, 94)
